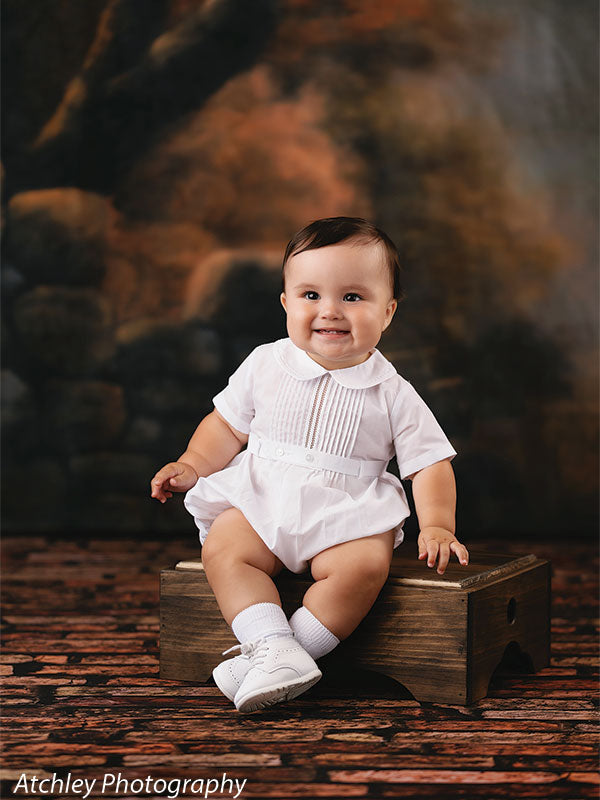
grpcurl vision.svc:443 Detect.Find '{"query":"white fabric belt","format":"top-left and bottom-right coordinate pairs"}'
top-left (247, 433), bottom-right (387, 478)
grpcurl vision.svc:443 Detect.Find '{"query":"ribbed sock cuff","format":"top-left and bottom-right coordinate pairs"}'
top-left (231, 602), bottom-right (292, 644)
top-left (289, 606), bottom-right (340, 660)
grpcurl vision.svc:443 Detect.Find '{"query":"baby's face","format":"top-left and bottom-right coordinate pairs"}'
top-left (281, 240), bottom-right (397, 370)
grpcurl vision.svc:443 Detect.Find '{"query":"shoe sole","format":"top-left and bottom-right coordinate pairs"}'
top-left (235, 669), bottom-right (322, 713)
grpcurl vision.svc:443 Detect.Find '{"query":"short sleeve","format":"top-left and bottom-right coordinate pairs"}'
top-left (212, 349), bottom-right (257, 434)
top-left (391, 379), bottom-right (457, 479)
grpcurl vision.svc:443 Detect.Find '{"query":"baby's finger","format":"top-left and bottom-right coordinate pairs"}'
top-left (426, 540), bottom-right (439, 568)
top-left (151, 465), bottom-right (181, 494)
top-left (150, 482), bottom-right (168, 499)
top-left (437, 543), bottom-right (450, 574)
top-left (151, 476), bottom-right (167, 495)
top-left (151, 482), bottom-right (168, 500)
top-left (450, 541), bottom-right (469, 566)
top-left (151, 470), bottom-right (177, 498)
top-left (155, 463), bottom-right (183, 484)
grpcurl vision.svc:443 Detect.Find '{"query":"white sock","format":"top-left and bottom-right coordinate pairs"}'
top-left (231, 602), bottom-right (292, 644)
top-left (289, 606), bottom-right (339, 660)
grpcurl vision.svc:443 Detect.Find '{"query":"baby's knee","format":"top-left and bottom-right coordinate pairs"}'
top-left (356, 551), bottom-right (391, 590)
top-left (201, 509), bottom-right (282, 577)
top-left (200, 529), bottom-right (228, 574)
top-left (201, 511), bottom-right (240, 569)
top-left (338, 555), bottom-right (390, 596)
top-left (313, 544), bottom-right (391, 591)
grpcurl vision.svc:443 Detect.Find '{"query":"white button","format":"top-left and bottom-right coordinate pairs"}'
top-left (305, 453), bottom-right (314, 462)
top-left (276, 448), bottom-right (284, 456)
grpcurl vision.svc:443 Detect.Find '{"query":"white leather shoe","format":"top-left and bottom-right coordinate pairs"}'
top-left (233, 636), bottom-right (322, 713)
top-left (212, 645), bottom-right (252, 702)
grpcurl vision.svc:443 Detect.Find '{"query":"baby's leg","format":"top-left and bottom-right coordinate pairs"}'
top-left (201, 508), bottom-right (284, 624)
top-left (205, 508), bottom-right (321, 712)
top-left (303, 531), bottom-right (395, 640)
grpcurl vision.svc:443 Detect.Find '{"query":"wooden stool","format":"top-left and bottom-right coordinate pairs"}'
top-left (160, 551), bottom-right (550, 705)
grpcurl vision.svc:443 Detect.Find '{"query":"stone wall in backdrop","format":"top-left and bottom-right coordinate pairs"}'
top-left (2, 187), bottom-right (287, 534)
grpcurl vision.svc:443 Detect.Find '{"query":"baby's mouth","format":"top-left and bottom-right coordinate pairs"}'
top-left (314, 328), bottom-right (349, 337)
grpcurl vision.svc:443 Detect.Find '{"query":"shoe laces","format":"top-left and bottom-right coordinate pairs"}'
top-left (222, 637), bottom-right (269, 666)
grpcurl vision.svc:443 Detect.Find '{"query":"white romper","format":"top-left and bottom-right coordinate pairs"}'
top-left (184, 338), bottom-right (457, 573)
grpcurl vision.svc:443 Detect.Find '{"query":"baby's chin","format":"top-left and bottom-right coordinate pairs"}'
top-left (305, 349), bottom-right (374, 371)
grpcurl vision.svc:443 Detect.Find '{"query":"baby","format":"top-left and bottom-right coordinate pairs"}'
top-left (151, 216), bottom-right (469, 713)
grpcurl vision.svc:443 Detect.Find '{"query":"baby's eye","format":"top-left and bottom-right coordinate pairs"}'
top-left (343, 292), bottom-right (362, 302)
top-left (303, 291), bottom-right (319, 300)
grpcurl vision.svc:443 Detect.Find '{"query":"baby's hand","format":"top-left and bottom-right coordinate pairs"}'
top-left (417, 527), bottom-right (469, 575)
top-left (150, 462), bottom-right (199, 503)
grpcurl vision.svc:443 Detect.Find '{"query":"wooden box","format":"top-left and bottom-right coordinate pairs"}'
top-left (160, 551), bottom-right (551, 705)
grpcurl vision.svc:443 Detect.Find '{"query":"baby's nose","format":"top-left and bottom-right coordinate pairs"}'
top-left (319, 299), bottom-right (343, 318)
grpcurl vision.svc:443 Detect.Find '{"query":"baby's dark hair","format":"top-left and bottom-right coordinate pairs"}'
top-left (282, 216), bottom-right (404, 300)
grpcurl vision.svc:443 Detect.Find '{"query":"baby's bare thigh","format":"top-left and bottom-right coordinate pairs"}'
top-left (202, 507), bottom-right (284, 577)
top-left (310, 530), bottom-right (395, 581)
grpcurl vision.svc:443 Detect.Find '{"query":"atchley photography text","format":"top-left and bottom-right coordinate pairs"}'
top-left (12, 772), bottom-right (247, 799)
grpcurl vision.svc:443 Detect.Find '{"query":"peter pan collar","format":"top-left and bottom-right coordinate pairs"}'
top-left (273, 338), bottom-right (397, 389)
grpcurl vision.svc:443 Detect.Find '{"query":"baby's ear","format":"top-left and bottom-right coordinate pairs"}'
top-left (280, 292), bottom-right (288, 312)
top-left (383, 299), bottom-right (398, 329)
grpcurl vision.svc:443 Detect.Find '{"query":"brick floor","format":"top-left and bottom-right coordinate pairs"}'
top-left (1, 535), bottom-right (598, 799)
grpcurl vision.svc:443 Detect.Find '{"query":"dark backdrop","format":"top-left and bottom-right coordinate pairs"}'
top-left (2, 0), bottom-right (598, 540)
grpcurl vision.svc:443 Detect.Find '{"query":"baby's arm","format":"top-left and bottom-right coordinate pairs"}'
top-left (150, 409), bottom-right (248, 503)
top-left (410, 459), bottom-right (469, 574)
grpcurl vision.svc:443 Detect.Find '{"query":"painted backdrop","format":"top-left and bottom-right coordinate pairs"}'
top-left (2, 0), bottom-right (598, 539)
